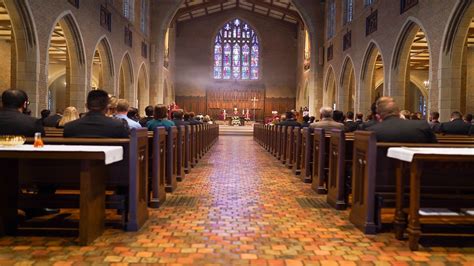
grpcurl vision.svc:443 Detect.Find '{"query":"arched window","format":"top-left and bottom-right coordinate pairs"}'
top-left (214, 18), bottom-right (259, 80)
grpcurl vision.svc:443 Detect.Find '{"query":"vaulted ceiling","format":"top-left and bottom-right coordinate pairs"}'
top-left (175, 0), bottom-right (302, 26)
top-left (0, 1), bottom-right (11, 41)
top-left (409, 29), bottom-right (429, 71)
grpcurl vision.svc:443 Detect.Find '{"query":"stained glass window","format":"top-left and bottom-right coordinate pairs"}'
top-left (214, 18), bottom-right (259, 80)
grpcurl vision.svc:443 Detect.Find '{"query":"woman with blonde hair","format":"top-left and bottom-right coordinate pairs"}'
top-left (57, 106), bottom-right (79, 128)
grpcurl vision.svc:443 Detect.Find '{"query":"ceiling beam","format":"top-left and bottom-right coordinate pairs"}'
top-left (245, 0), bottom-right (302, 25)
top-left (176, 0), bottom-right (228, 17)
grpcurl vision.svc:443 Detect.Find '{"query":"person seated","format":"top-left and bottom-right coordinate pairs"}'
top-left (429, 111), bottom-right (441, 132)
top-left (64, 90), bottom-right (129, 138)
top-left (309, 107), bottom-right (344, 131)
top-left (203, 115), bottom-right (213, 124)
top-left (400, 109), bottom-right (411, 120)
top-left (114, 99), bottom-right (142, 129)
top-left (172, 109), bottom-right (190, 127)
top-left (57, 106), bottom-right (79, 128)
top-left (344, 111), bottom-right (358, 132)
top-left (147, 104), bottom-right (176, 130)
top-left (439, 111), bottom-right (472, 135)
top-left (300, 115), bottom-right (310, 128)
top-left (106, 96), bottom-right (118, 117)
top-left (0, 89), bottom-right (44, 137)
top-left (333, 110), bottom-right (345, 123)
top-left (187, 112), bottom-right (202, 125)
top-left (127, 107), bottom-right (140, 122)
top-left (359, 103), bottom-right (379, 130)
top-left (279, 111), bottom-right (301, 127)
top-left (367, 97), bottom-right (437, 143)
top-left (464, 113), bottom-right (473, 125)
top-left (38, 109), bottom-right (51, 125)
top-left (139, 105), bottom-right (154, 127)
top-left (43, 109), bottom-right (62, 127)
top-left (309, 116), bottom-right (316, 124)
top-left (355, 112), bottom-right (364, 125)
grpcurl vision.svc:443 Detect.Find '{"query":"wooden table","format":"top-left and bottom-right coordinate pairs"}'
top-left (0, 144), bottom-right (123, 245)
top-left (387, 147), bottom-right (474, 250)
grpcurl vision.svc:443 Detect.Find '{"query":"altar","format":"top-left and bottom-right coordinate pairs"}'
top-left (206, 87), bottom-right (264, 121)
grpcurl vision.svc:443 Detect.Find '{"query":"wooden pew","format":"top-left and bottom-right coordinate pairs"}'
top-left (326, 129), bottom-right (354, 210)
top-left (148, 128), bottom-right (167, 208)
top-left (165, 126), bottom-right (178, 193)
top-left (300, 127), bottom-right (313, 183)
top-left (19, 128), bottom-right (149, 232)
top-left (279, 126), bottom-right (288, 164)
top-left (350, 131), bottom-right (474, 234)
top-left (44, 127), bottom-right (63, 137)
top-left (292, 127), bottom-right (303, 175)
top-left (176, 125), bottom-right (186, 181)
top-left (184, 125), bottom-right (191, 174)
top-left (311, 128), bottom-right (328, 193)
top-left (285, 126), bottom-right (297, 169)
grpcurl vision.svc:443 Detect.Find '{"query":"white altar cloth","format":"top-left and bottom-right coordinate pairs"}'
top-left (387, 147), bottom-right (474, 162)
top-left (0, 144), bottom-right (123, 165)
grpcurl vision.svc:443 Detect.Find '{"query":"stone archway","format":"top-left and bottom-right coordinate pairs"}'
top-left (1, 0), bottom-right (39, 114)
top-left (324, 67), bottom-right (336, 109)
top-left (339, 57), bottom-right (356, 112)
top-left (390, 19), bottom-right (431, 114)
top-left (118, 52), bottom-right (134, 103)
top-left (46, 12), bottom-right (86, 113)
top-left (137, 63), bottom-right (149, 115)
top-left (439, 1), bottom-right (474, 120)
top-left (91, 37), bottom-right (114, 94)
top-left (360, 42), bottom-right (385, 114)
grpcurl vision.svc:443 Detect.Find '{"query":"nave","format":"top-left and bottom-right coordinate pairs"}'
top-left (0, 136), bottom-right (472, 265)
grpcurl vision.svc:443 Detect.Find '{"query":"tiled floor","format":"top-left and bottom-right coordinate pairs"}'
top-left (1, 136), bottom-right (473, 265)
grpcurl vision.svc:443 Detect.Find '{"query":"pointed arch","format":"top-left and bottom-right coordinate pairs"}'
top-left (324, 66), bottom-right (337, 109)
top-left (137, 63), bottom-right (149, 114)
top-left (118, 52), bottom-right (134, 103)
top-left (360, 41), bottom-right (385, 113)
top-left (390, 18), bottom-right (431, 112)
top-left (339, 56), bottom-right (356, 112)
top-left (438, 1), bottom-right (474, 120)
top-left (213, 18), bottom-right (260, 80)
top-left (2, 0), bottom-right (39, 114)
top-left (91, 36), bottom-right (115, 94)
top-left (46, 11), bottom-right (87, 112)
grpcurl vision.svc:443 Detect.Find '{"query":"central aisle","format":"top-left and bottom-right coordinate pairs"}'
top-left (0, 136), bottom-right (471, 265)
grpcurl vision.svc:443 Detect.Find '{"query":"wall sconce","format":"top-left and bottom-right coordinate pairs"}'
top-left (423, 80), bottom-right (430, 90)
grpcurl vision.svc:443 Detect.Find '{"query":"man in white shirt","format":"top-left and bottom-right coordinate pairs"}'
top-left (114, 99), bottom-right (142, 129)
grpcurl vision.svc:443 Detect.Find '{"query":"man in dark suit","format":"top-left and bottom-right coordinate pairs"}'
top-left (42, 110), bottom-right (62, 127)
top-left (367, 97), bottom-right (437, 143)
top-left (279, 111), bottom-right (301, 127)
top-left (344, 111), bottom-right (358, 132)
top-left (64, 90), bottom-right (129, 138)
top-left (0, 89), bottom-right (44, 137)
top-left (139, 105), bottom-right (154, 127)
top-left (439, 111), bottom-right (471, 135)
top-left (429, 111), bottom-right (441, 133)
top-left (359, 102), bottom-right (379, 130)
top-left (172, 109), bottom-right (190, 127)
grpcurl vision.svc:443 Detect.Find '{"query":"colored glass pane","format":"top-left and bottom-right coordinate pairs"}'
top-left (213, 18), bottom-right (259, 80)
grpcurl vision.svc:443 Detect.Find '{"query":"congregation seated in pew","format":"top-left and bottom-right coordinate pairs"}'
top-left (439, 111), bottom-right (472, 135)
top-left (114, 99), bottom-right (142, 129)
top-left (0, 89), bottom-right (44, 137)
top-left (64, 90), bottom-right (129, 138)
top-left (147, 104), bottom-right (176, 130)
top-left (309, 107), bottom-right (344, 131)
top-left (56, 106), bottom-right (79, 128)
top-left (366, 97), bottom-right (437, 143)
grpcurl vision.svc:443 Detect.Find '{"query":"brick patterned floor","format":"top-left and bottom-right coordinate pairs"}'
top-left (1, 136), bottom-right (473, 265)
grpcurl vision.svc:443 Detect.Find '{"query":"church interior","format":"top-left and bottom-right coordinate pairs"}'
top-left (0, 0), bottom-right (473, 264)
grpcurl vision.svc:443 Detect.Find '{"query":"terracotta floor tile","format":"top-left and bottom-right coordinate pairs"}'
top-left (1, 136), bottom-right (472, 265)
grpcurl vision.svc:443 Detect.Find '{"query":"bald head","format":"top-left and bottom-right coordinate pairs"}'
top-left (376, 96), bottom-right (399, 120)
top-left (320, 107), bottom-right (333, 119)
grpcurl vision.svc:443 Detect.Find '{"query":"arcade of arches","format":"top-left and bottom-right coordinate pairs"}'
top-left (0, 0), bottom-right (471, 121)
top-left (0, 0), bottom-right (474, 263)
